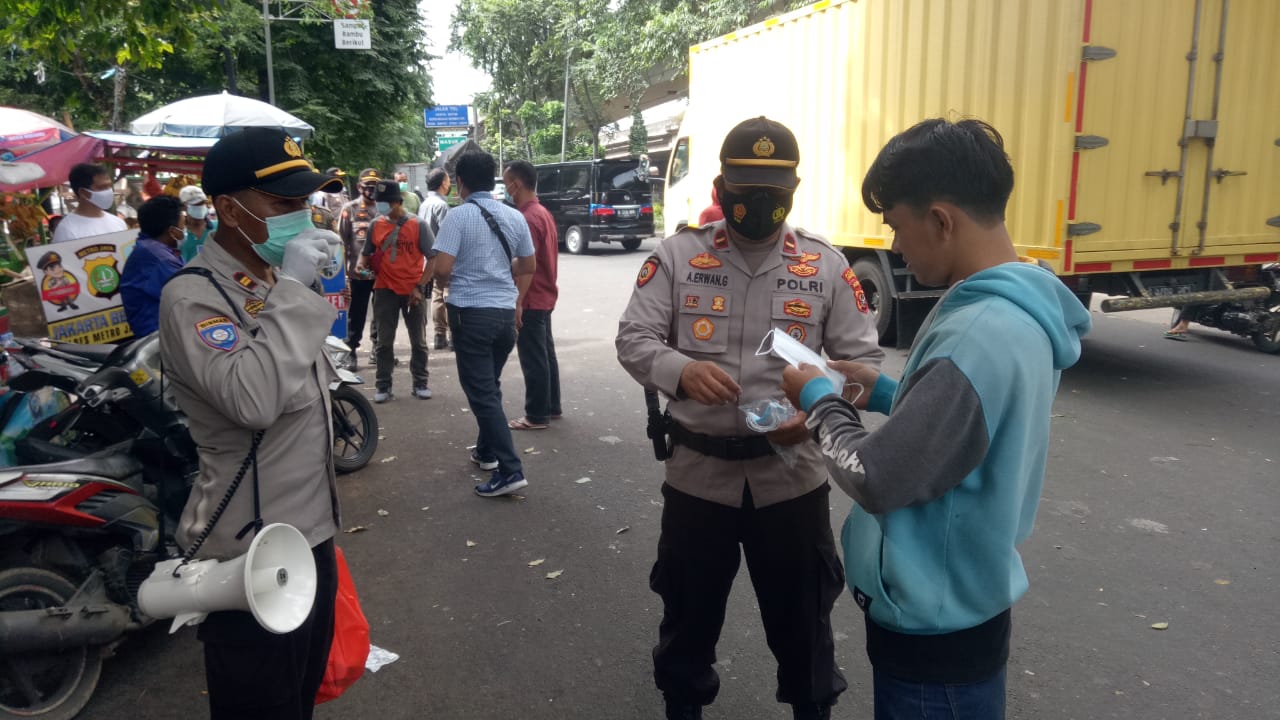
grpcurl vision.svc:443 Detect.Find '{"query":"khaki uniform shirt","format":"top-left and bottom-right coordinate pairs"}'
top-left (616, 221), bottom-right (884, 508)
top-left (159, 239), bottom-right (340, 559)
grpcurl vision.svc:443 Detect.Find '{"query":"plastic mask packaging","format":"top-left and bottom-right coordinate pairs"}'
top-left (756, 328), bottom-right (847, 389)
top-left (740, 397), bottom-right (797, 433)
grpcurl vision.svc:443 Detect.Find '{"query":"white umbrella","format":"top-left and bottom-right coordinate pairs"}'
top-left (130, 91), bottom-right (314, 140)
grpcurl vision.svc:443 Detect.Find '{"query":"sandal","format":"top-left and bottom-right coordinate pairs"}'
top-left (508, 417), bottom-right (549, 430)
top-left (1163, 331), bottom-right (1189, 341)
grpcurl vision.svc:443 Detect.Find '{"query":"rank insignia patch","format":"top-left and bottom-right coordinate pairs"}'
top-left (843, 268), bottom-right (870, 313)
top-left (692, 317), bottom-right (716, 341)
top-left (234, 272), bottom-right (258, 291)
top-left (713, 230), bottom-right (729, 250)
top-left (782, 234), bottom-right (798, 256)
top-left (243, 298), bottom-right (265, 318)
top-left (688, 252), bottom-right (723, 269)
top-left (799, 251), bottom-right (821, 263)
top-left (711, 296), bottom-right (727, 312)
top-left (787, 263), bottom-right (819, 278)
top-left (783, 299), bottom-right (812, 318)
top-left (684, 295), bottom-right (700, 309)
top-left (637, 255), bottom-right (661, 288)
top-left (785, 322), bottom-right (807, 343)
top-left (195, 316), bottom-right (239, 352)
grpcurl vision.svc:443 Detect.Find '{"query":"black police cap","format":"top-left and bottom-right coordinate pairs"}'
top-left (201, 127), bottom-right (342, 199)
top-left (719, 116), bottom-right (800, 190)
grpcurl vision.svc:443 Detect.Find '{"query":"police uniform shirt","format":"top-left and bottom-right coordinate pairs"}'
top-left (159, 238), bottom-right (340, 559)
top-left (616, 221), bottom-right (884, 509)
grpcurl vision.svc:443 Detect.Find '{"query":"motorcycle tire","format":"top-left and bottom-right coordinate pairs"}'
top-left (332, 385), bottom-right (378, 474)
top-left (0, 567), bottom-right (104, 720)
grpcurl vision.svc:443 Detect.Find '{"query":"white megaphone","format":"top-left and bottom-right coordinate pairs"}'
top-left (138, 523), bottom-right (317, 635)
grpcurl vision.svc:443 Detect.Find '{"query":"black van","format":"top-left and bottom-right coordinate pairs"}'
top-left (534, 159), bottom-right (654, 254)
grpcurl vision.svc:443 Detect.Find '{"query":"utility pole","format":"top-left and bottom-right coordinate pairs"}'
top-left (560, 23), bottom-right (572, 162)
top-left (263, 0), bottom-right (276, 105)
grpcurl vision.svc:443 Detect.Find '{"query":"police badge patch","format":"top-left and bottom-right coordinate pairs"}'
top-left (195, 316), bottom-right (239, 351)
top-left (843, 268), bottom-right (870, 313)
top-left (637, 255), bottom-right (661, 288)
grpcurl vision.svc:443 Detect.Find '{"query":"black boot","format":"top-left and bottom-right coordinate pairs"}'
top-left (792, 702), bottom-right (833, 720)
top-left (664, 700), bottom-right (703, 720)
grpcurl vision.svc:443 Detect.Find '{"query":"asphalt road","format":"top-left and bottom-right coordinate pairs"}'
top-left (79, 240), bottom-right (1279, 720)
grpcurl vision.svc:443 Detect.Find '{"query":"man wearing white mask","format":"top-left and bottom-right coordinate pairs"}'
top-left (53, 163), bottom-right (127, 243)
top-left (179, 184), bottom-right (215, 261)
top-left (159, 127), bottom-right (344, 720)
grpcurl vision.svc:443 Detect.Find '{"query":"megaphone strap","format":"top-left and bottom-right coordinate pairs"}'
top-left (174, 429), bottom-right (267, 576)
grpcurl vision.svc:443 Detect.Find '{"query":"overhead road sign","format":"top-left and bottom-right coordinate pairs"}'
top-left (424, 105), bottom-right (472, 128)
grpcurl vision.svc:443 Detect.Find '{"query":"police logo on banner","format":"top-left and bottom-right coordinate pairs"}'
top-left (195, 316), bottom-right (239, 351)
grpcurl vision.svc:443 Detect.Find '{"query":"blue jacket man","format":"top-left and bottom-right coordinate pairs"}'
top-left (121, 195), bottom-right (185, 336)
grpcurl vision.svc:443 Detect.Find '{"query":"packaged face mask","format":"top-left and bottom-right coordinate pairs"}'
top-left (740, 397), bottom-right (797, 433)
top-left (756, 328), bottom-right (847, 389)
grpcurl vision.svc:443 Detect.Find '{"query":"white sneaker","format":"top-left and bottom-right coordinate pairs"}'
top-left (373, 391), bottom-right (393, 404)
top-left (413, 386), bottom-right (433, 399)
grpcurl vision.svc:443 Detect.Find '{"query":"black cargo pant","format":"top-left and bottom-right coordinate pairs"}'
top-left (346, 277), bottom-right (376, 354)
top-left (651, 482), bottom-right (848, 708)
top-left (198, 539), bottom-right (338, 720)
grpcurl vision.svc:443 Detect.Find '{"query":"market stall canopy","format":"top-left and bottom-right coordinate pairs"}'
top-left (0, 107), bottom-right (103, 193)
top-left (129, 91), bottom-right (314, 140)
top-left (86, 132), bottom-right (217, 176)
top-left (431, 138), bottom-right (484, 174)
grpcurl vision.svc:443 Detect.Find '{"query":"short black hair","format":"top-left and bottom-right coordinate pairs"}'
top-left (504, 160), bottom-right (536, 191)
top-left (426, 168), bottom-right (449, 192)
top-left (69, 163), bottom-right (109, 192)
top-left (861, 118), bottom-right (1014, 224)
top-left (138, 195), bottom-right (184, 238)
top-left (455, 151), bottom-right (497, 193)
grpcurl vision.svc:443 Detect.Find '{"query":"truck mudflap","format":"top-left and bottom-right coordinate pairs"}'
top-left (1099, 286), bottom-right (1270, 312)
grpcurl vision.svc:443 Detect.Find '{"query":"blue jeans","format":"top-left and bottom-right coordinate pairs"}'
top-left (447, 305), bottom-right (522, 475)
top-left (873, 667), bottom-right (1006, 720)
top-left (515, 308), bottom-right (561, 423)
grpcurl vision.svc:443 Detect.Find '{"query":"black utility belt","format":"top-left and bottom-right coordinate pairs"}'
top-left (669, 420), bottom-right (775, 461)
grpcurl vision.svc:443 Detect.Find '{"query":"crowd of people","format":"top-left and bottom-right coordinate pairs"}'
top-left (46, 114), bottom-right (1091, 720)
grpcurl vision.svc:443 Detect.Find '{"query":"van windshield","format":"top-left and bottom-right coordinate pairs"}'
top-left (598, 164), bottom-right (651, 205)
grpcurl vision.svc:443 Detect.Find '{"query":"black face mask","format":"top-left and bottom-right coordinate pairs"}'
top-left (360, 186), bottom-right (376, 201)
top-left (718, 185), bottom-right (793, 242)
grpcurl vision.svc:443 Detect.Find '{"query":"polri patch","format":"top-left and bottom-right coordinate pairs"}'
top-left (683, 295), bottom-right (700, 309)
top-left (799, 251), bottom-right (821, 263)
top-left (688, 252), bottom-right (722, 269)
top-left (784, 299), bottom-right (812, 318)
top-left (692, 317), bottom-right (716, 341)
top-left (785, 322), bottom-right (807, 343)
top-left (711, 295), bottom-right (726, 312)
top-left (243, 298), bottom-right (265, 318)
top-left (787, 262), bottom-right (819, 278)
top-left (843, 268), bottom-right (870, 313)
top-left (195, 316), bottom-right (239, 351)
top-left (636, 255), bottom-right (661, 288)
top-left (233, 272), bottom-right (257, 291)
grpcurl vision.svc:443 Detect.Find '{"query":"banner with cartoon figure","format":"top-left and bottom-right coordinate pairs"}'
top-left (321, 244), bottom-right (348, 339)
top-left (24, 229), bottom-right (136, 344)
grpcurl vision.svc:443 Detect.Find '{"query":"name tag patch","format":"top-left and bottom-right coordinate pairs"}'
top-left (195, 316), bottom-right (239, 351)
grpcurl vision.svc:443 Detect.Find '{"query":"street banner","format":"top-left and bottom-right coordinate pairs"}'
top-left (322, 245), bottom-right (348, 339)
top-left (24, 230), bottom-right (136, 344)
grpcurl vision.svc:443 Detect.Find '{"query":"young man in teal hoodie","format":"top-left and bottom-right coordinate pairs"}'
top-left (780, 118), bottom-right (1092, 719)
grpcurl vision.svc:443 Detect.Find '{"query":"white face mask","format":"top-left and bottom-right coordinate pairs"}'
top-left (187, 204), bottom-right (209, 220)
top-left (83, 188), bottom-right (115, 211)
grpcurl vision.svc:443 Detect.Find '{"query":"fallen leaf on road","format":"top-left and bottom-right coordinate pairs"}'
top-left (1214, 579), bottom-right (1231, 585)
top-left (524, 447), bottom-right (537, 454)
top-left (598, 436), bottom-right (622, 445)
top-left (1150, 456), bottom-right (1180, 464)
top-left (546, 570), bottom-right (563, 579)
top-left (377, 509), bottom-right (389, 517)
top-left (528, 559), bottom-right (545, 567)
top-left (421, 506), bottom-right (430, 511)
top-left (1150, 622), bottom-right (1169, 630)
top-left (466, 540), bottom-right (477, 547)
top-left (575, 477), bottom-right (592, 484)
top-left (497, 620), bottom-right (512, 627)
top-left (616, 526), bottom-right (631, 535)
top-left (344, 526), bottom-right (367, 534)
top-left (380, 456), bottom-right (397, 463)
top-left (378, 435), bottom-right (386, 440)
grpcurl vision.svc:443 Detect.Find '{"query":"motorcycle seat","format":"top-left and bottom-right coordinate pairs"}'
top-left (25, 452), bottom-right (144, 482)
top-left (48, 341), bottom-right (120, 364)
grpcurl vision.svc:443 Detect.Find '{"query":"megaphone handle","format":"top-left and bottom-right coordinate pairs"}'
top-left (175, 429), bottom-right (266, 576)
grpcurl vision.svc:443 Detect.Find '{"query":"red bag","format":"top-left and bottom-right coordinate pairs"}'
top-left (316, 547), bottom-right (371, 704)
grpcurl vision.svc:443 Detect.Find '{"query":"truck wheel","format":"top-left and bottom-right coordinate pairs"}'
top-left (565, 226), bottom-right (589, 255)
top-left (852, 258), bottom-right (895, 342)
top-left (0, 567), bottom-right (103, 720)
top-left (621, 238), bottom-right (642, 251)
top-left (1251, 309), bottom-right (1280, 354)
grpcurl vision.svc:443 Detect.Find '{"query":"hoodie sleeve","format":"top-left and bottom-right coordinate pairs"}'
top-left (805, 357), bottom-right (990, 514)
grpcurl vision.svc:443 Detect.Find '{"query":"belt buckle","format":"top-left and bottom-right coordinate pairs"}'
top-left (723, 436), bottom-right (749, 458)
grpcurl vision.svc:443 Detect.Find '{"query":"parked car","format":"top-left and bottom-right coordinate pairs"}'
top-left (534, 159), bottom-right (654, 254)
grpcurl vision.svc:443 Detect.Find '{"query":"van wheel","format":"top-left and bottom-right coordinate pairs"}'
top-left (621, 238), bottom-right (642, 251)
top-left (565, 226), bottom-right (588, 255)
top-left (852, 258), bottom-right (895, 342)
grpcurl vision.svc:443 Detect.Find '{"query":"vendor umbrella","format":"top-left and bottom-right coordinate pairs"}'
top-left (0, 107), bottom-right (75, 159)
top-left (0, 107), bottom-right (103, 193)
top-left (130, 91), bottom-right (314, 140)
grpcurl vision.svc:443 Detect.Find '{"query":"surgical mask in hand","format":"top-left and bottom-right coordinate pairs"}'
top-left (756, 327), bottom-right (847, 389)
top-left (84, 188), bottom-right (115, 211)
top-left (233, 198), bottom-right (314, 267)
top-left (375, 202), bottom-right (391, 215)
top-left (187, 204), bottom-right (208, 220)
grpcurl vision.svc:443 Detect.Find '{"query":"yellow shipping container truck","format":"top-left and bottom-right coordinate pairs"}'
top-left (664, 0), bottom-right (1280, 351)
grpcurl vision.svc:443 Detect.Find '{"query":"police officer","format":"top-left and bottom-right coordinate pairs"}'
top-left (338, 168), bottom-right (383, 368)
top-left (616, 117), bottom-right (884, 720)
top-left (159, 127), bottom-right (343, 720)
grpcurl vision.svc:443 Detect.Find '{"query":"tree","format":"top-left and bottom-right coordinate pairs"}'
top-left (628, 107), bottom-right (648, 156)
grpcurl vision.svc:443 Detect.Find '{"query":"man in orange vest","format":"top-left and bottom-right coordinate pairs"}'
top-left (355, 180), bottom-right (436, 402)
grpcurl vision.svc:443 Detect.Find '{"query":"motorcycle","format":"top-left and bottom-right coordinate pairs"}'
top-left (323, 336), bottom-right (378, 473)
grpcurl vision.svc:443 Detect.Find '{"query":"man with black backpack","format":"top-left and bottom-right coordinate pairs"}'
top-left (354, 179), bottom-right (436, 403)
top-left (432, 151), bottom-right (536, 498)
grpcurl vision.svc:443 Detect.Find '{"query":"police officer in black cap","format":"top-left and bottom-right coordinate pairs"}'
top-left (617, 117), bottom-right (882, 720)
top-left (159, 127), bottom-right (344, 720)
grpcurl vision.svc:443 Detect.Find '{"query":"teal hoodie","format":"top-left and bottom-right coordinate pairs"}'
top-left (802, 261), bottom-right (1091, 634)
